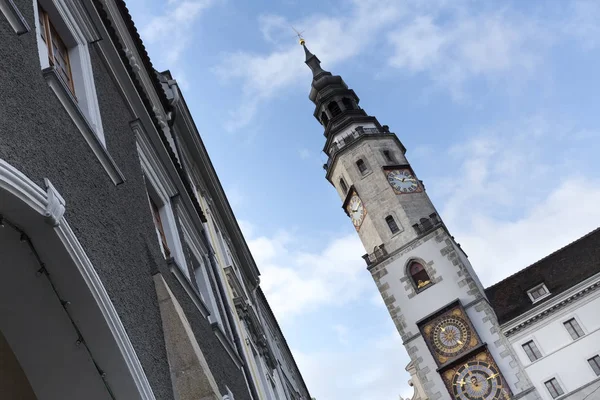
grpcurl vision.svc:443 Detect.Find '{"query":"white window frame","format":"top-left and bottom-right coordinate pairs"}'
top-left (587, 353), bottom-right (600, 377)
top-left (34, 0), bottom-right (104, 141)
top-left (562, 315), bottom-right (586, 340)
top-left (521, 338), bottom-right (543, 363)
top-left (527, 283), bottom-right (551, 303)
top-left (543, 375), bottom-right (566, 399)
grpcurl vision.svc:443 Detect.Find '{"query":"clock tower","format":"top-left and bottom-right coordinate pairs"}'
top-left (301, 42), bottom-right (540, 400)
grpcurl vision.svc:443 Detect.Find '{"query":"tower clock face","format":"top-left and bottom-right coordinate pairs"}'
top-left (386, 169), bottom-right (421, 194)
top-left (432, 317), bottom-right (471, 357)
top-left (346, 193), bottom-right (366, 230)
top-left (450, 360), bottom-right (509, 400)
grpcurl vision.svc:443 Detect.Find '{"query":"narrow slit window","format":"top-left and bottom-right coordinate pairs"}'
top-left (588, 355), bottom-right (600, 376)
top-left (38, 5), bottom-right (75, 96)
top-left (544, 378), bottom-right (564, 399)
top-left (522, 340), bottom-right (542, 362)
top-left (149, 196), bottom-right (170, 257)
top-left (409, 262), bottom-right (431, 290)
top-left (356, 159), bottom-right (367, 175)
top-left (382, 150), bottom-right (394, 163)
top-left (563, 318), bottom-right (584, 340)
top-left (386, 215), bottom-right (400, 234)
top-left (339, 178), bottom-right (348, 194)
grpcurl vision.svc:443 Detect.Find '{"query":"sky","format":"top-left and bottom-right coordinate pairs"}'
top-left (124, 0), bottom-right (600, 399)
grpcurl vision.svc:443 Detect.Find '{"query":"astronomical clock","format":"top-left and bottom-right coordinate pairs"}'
top-left (419, 302), bottom-right (481, 366)
top-left (418, 301), bottom-right (512, 400)
top-left (441, 349), bottom-right (513, 400)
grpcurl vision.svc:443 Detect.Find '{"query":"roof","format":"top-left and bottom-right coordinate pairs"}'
top-left (485, 227), bottom-right (600, 325)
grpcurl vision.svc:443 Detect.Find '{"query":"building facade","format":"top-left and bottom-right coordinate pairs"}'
top-left (300, 41), bottom-right (600, 400)
top-left (0, 1), bottom-right (310, 399)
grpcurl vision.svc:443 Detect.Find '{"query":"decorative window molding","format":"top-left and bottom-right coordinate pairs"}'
top-left (527, 283), bottom-right (550, 303)
top-left (34, 0), bottom-right (104, 141)
top-left (0, 0), bottom-right (30, 34)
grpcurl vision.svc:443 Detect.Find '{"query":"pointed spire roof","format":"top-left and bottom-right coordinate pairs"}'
top-left (302, 43), bottom-right (330, 80)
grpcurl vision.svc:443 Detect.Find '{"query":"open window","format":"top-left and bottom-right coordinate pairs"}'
top-left (148, 195), bottom-right (171, 258)
top-left (327, 101), bottom-right (342, 117)
top-left (408, 261), bottom-right (431, 290)
top-left (342, 97), bottom-right (354, 110)
top-left (34, 1), bottom-right (104, 142)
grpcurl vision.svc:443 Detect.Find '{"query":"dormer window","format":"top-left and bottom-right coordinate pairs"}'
top-left (356, 159), bottom-right (367, 175)
top-left (527, 283), bottom-right (550, 303)
top-left (339, 178), bottom-right (348, 194)
top-left (328, 101), bottom-right (342, 117)
top-left (409, 261), bottom-right (431, 290)
top-left (342, 97), bottom-right (354, 110)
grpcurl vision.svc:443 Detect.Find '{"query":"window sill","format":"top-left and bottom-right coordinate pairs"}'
top-left (0, 0), bottom-right (29, 35)
top-left (168, 260), bottom-right (211, 320)
top-left (42, 67), bottom-right (125, 185)
top-left (211, 321), bottom-right (243, 369)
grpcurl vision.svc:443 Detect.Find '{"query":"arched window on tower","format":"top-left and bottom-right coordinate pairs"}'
top-left (356, 159), bottom-right (367, 175)
top-left (342, 97), bottom-right (354, 110)
top-left (328, 101), bottom-right (342, 117)
top-left (409, 261), bottom-right (432, 290)
top-left (339, 178), bottom-right (348, 194)
top-left (321, 111), bottom-right (329, 127)
top-left (385, 215), bottom-right (399, 234)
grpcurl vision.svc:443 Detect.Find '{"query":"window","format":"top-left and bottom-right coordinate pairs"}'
top-left (321, 111), bottom-right (329, 127)
top-left (382, 150), bottom-right (394, 163)
top-left (588, 355), bottom-right (600, 376)
top-left (544, 378), bottom-right (564, 399)
top-left (386, 215), bottom-right (400, 234)
top-left (527, 283), bottom-right (550, 302)
top-left (563, 318), bottom-right (584, 340)
top-left (522, 340), bottom-right (542, 362)
top-left (409, 261), bottom-right (431, 290)
top-left (356, 159), bottom-right (367, 175)
top-left (148, 196), bottom-right (170, 257)
top-left (342, 97), bottom-right (354, 110)
top-left (327, 101), bottom-right (342, 117)
top-left (38, 5), bottom-right (74, 95)
top-left (339, 178), bottom-right (348, 194)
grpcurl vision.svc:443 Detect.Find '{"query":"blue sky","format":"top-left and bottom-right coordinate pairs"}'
top-left (125, 1), bottom-right (600, 398)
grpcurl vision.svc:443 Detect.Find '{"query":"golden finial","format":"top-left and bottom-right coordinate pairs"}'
top-left (292, 26), bottom-right (305, 45)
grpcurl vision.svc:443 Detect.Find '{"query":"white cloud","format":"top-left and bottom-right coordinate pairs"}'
top-left (387, 9), bottom-right (544, 100)
top-left (139, 0), bottom-right (214, 69)
top-left (245, 229), bottom-right (371, 319)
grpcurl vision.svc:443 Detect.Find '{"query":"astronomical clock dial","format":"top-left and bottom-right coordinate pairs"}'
top-left (346, 192), bottom-right (366, 230)
top-left (420, 305), bottom-right (481, 365)
top-left (432, 317), bottom-right (471, 358)
top-left (386, 168), bottom-right (421, 194)
top-left (442, 351), bottom-right (512, 400)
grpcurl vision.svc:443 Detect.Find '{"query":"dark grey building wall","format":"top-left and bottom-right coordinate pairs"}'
top-left (0, 2), bottom-right (250, 399)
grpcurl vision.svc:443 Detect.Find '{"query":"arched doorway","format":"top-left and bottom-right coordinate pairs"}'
top-left (0, 160), bottom-right (155, 400)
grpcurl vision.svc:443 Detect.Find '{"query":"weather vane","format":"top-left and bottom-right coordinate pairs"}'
top-left (292, 26), bottom-right (305, 46)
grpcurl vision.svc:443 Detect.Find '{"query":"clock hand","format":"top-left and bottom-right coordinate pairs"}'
top-left (487, 373), bottom-right (499, 380)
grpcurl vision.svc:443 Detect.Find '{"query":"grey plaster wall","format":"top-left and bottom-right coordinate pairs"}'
top-left (0, 2), bottom-right (250, 399)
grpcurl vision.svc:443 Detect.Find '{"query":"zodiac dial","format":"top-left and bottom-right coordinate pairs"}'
top-left (346, 192), bottom-right (366, 229)
top-left (450, 360), bottom-right (510, 400)
top-left (432, 317), bottom-right (471, 358)
top-left (386, 169), bottom-right (421, 194)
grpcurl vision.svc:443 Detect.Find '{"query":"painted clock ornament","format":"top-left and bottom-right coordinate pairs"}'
top-left (346, 192), bottom-right (366, 230)
top-left (386, 168), bottom-right (421, 194)
top-left (432, 317), bottom-right (471, 358)
top-left (443, 351), bottom-right (512, 400)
